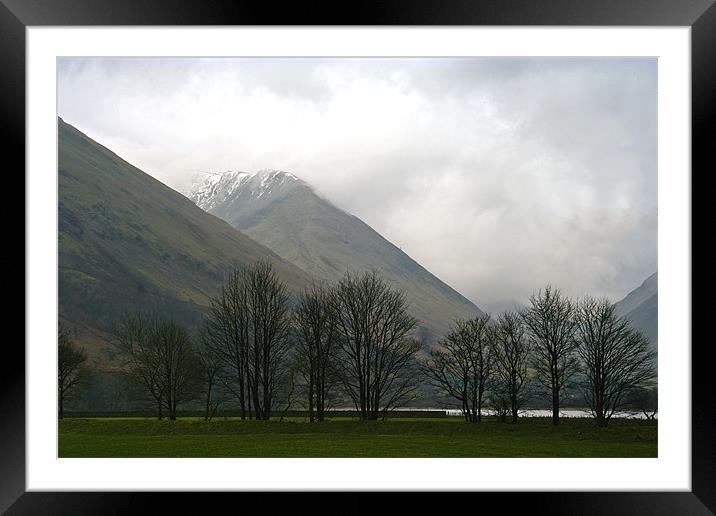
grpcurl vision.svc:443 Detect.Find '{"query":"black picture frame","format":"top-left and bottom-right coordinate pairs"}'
top-left (4, 0), bottom-right (711, 513)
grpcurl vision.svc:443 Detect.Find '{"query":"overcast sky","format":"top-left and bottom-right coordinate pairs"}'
top-left (58, 57), bottom-right (657, 313)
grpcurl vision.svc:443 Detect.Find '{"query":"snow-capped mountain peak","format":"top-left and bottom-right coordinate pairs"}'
top-left (189, 169), bottom-right (303, 210)
top-left (254, 169), bottom-right (302, 197)
top-left (188, 170), bottom-right (251, 211)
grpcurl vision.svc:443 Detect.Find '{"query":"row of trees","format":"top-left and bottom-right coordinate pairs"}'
top-left (422, 287), bottom-right (656, 427)
top-left (58, 265), bottom-right (656, 427)
top-left (86, 263), bottom-right (420, 422)
top-left (202, 265), bottom-right (421, 421)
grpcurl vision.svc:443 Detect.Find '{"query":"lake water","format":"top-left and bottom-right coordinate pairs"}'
top-left (441, 408), bottom-right (657, 419)
top-left (336, 406), bottom-right (657, 420)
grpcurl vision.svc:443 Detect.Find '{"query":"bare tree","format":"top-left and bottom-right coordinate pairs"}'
top-left (574, 297), bottom-right (656, 427)
top-left (205, 261), bottom-right (293, 421)
top-left (294, 283), bottom-right (339, 422)
top-left (205, 268), bottom-right (252, 419)
top-left (521, 286), bottom-right (578, 425)
top-left (116, 313), bottom-right (164, 418)
top-left (492, 311), bottom-right (530, 424)
top-left (332, 270), bottom-right (422, 420)
top-left (421, 315), bottom-right (493, 422)
top-left (58, 323), bottom-right (87, 419)
top-left (157, 319), bottom-right (199, 420)
top-left (245, 261), bottom-right (293, 420)
top-left (116, 313), bottom-right (199, 420)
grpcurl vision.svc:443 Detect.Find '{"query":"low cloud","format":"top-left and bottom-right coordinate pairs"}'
top-left (58, 57), bottom-right (657, 312)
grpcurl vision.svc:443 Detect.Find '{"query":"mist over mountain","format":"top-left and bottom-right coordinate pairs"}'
top-left (189, 169), bottom-right (483, 342)
top-left (58, 119), bottom-right (312, 360)
top-left (57, 113), bottom-right (656, 362)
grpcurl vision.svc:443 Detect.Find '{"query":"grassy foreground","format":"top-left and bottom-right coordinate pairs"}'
top-left (58, 416), bottom-right (657, 458)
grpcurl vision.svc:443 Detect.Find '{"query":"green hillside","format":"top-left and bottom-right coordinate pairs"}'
top-left (58, 119), bottom-right (312, 360)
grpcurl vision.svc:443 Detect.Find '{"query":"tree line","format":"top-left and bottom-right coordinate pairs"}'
top-left (422, 287), bottom-right (656, 427)
top-left (58, 264), bottom-right (656, 427)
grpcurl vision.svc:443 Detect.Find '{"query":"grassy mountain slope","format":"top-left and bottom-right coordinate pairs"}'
top-left (614, 272), bottom-right (658, 349)
top-left (58, 119), bottom-right (312, 360)
top-left (191, 170), bottom-right (482, 342)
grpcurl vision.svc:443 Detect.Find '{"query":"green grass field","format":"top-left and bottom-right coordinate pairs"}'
top-left (58, 416), bottom-right (657, 458)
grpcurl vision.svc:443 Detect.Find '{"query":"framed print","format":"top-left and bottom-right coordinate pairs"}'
top-left (5, 0), bottom-right (712, 513)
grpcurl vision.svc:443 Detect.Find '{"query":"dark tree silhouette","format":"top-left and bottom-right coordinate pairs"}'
top-left (492, 311), bottom-right (530, 424)
top-left (294, 283), bottom-right (339, 422)
top-left (115, 314), bottom-right (163, 418)
top-left (422, 315), bottom-right (493, 422)
top-left (521, 286), bottom-right (578, 425)
top-left (245, 261), bottom-right (293, 420)
top-left (332, 270), bottom-right (421, 420)
top-left (205, 267), bottom-right (252, 419)
top-left (205, 262), bottom-right (292, 421)
top-left (157, 319), bottom-right (200, 421)
top-left (116, 313), bottom-right (199, 420)
top-left (58, 324), bottom-right (87, 419)
top-left (574, 297), bottom-right (656, 427)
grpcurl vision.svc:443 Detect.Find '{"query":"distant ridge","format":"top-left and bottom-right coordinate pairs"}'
top-left (614, 272), bottom-right (658, 349)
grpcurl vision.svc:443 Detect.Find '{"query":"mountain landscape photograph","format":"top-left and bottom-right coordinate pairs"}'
top-left (57, 57), bottom-right (658, 458)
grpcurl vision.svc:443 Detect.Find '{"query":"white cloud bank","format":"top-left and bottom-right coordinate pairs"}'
top-left (58, 57), bottom-right (657, 312)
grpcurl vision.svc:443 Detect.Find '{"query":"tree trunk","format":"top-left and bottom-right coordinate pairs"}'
top-left (252, 378), bottom-right (262, 420)
top-left (596, 407), bottom-right (607, 427)
top-left (238, 377), bottom-right (246, 421)
top-left (247, 382), bottom-right (253, 420)
top-left (317, 377), bottom-right (325, 422)
top-left (204, 382), bottom-right (212, 421)
top-left (59, 391), bottom-right (64, 420)
top-left (477, 387), bottom-right (483, 423)
top-left (168, 395), bottom-right (177, 421)
top-left (308, 369), bottom-right (315, 423)
top-left (552, 388), bottom-right (560, 426)
top-left (359, 378), bottom-right (366, 420)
